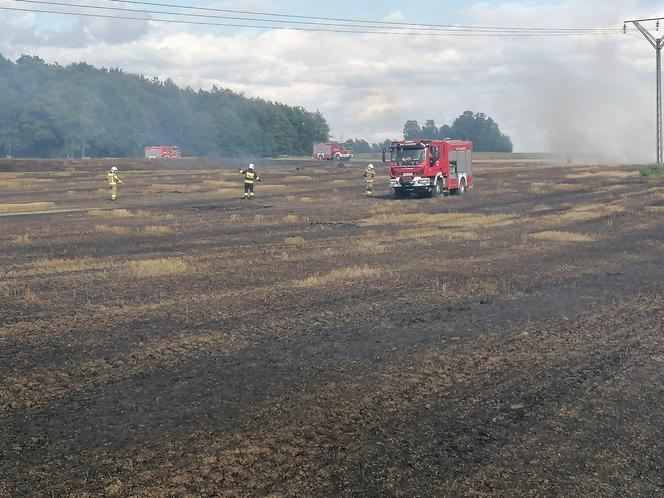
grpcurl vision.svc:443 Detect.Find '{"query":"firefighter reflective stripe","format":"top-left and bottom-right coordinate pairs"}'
top-left (244, 171), bottom-right (256, 184)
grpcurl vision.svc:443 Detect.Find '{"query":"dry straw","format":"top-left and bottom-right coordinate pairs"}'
top-left (293, 265), bottom-right (379, 288)
top-left (530, 231), bottom-right (596, 242)
top-left (126, 258), bottom-right (189, 278)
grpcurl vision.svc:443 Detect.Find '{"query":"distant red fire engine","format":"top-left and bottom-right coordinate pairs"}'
top-left (144, 146), bottom-right (182, 159)
top-left (312, 142), bottom-right (353, 161)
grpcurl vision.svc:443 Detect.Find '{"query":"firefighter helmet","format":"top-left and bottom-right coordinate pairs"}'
top-left (248, 163), bottom-right (255, 170)
top-left (368, 164), bottom-right (374, 169)
top-left (110, 166), bottom-right (118, 172)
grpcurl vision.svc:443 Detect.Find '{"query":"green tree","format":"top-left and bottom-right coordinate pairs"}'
top-left (344, 139), bottom-right (371, 153)
top-left (398, 111), bottom-right (512, 152)
top-left (0, 53), bottom-right (331, 158)
top-left (403, 120), bottom-right (421, 140)
top-left (451, 111), bottom-right (512, 152)
top-left (421, 119), bottom-right (438, 140)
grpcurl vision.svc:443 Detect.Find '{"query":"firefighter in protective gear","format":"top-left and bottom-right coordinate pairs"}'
top-left (363, 164), bottom-right (376, 197)
top-left (107, 166), bottom-right (123, 201)
top-left (239, 163), bottom-right (261, 199)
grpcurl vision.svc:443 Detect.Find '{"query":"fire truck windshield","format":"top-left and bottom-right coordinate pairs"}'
top-left (391, 146), bottom-right (426, 166)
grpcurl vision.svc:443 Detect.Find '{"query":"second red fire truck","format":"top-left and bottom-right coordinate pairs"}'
top-left (383, 139), bottom-right (473, 198)
top-left (313, 142), bottom-right (354, 161)
top-left (144, 146), bottom-right (182, 159)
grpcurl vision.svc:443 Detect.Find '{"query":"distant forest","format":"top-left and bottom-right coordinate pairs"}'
top-left (345, 111), bottom-right (513, 154)
top-left (0, 55), bottom-right (330, 158)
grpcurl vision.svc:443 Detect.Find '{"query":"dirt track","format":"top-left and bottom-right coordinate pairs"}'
top-left (1, 158), bottom-right (663, 497)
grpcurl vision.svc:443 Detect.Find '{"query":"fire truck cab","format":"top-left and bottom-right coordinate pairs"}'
top-left (384, 139), bottom-right (473, 198)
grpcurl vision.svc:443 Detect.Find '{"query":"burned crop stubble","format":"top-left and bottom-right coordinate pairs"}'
top-left (0, 158), bottom-right (663, 496)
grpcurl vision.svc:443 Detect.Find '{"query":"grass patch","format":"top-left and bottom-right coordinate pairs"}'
top-left (276, 251), bottom-right (298, 261)
top-left (529, 182), bottom-right (582, 194)
top-left (530, 231), bottom-right (596, 242)
top-left (0, 285), bottom-right (41, 304)
top-left (544, 204), bottom-right (625, 224)
top-left (528, 182), bottom-right (547, 194)
top-left (282, 214), bottom-right (303, 223)
top-left (552, 183), bottom-right (583, 192)
top-left (640, 164), bottom-right (664, 177)
top-left (564, 171), bottom-right (596, 179)
top-left (37, 257), bottom-right (102, 273)
top-left (126, 257), bottom-right (189, 278)
top-left (284, 236), bottom-right (306, 245)
top-left (356, 238), bottom-right (386, 254)
top-left (293, 265), bottom-right (379, 288)
top-left (88, 209), bottom-right (150, 218)
top-left (395, 227), bottom-right (480, 241)
top-left (567, 170), bottom-right (636, 180)
top-left (95, 225), bottom-right (129, 234)
top-left (361, 212), bottom-right (516, 229)
top-left (290, 175), bottom-right (313, 182)
top-left (0, 202), bottom-right (55, 213)
top-left (645, 205), bottom-right (664, 213)
top-left (143, 225), bottom-right (173, 234)
top-left (23, 288), bottom-right (40, 303)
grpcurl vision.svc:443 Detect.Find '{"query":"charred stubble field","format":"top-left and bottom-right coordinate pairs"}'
top-left (1, 158), bottom-right (663, 497)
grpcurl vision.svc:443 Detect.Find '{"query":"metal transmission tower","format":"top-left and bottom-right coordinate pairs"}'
top-left (625, 17), bottom-right (664, 165)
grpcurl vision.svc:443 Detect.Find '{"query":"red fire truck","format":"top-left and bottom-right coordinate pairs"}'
top-left (313, 142), bottom-right (353, 161)
top-left (383, 139), bottom-right (473, 198)
top-left (144, 146), bottom-right (182, 159)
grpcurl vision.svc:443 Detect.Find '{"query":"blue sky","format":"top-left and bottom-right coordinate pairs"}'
top-left (26, 0), bottom-right (578, 36)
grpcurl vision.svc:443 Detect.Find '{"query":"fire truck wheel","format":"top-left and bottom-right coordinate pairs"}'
top-left (334, 153), bottom-right (341, 161)
top-left (456, 179), bottom-right (466, 196)
top-left (431, 178), bottom-right (443, 198)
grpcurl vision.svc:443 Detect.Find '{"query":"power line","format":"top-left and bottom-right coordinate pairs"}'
top-left (100, 0), bottom-right (624, 33)
top-left (0, 4), bottom-right (626, 37)
top-left (8, 0), bottom-right (626, 34)
top-left (625, 16), bottom-right (664, 23)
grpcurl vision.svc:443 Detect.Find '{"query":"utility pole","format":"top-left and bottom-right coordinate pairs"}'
top-left (625, 17), bottom-right (664, 165)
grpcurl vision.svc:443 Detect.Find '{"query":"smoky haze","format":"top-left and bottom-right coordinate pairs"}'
top-left (510, 40), bottom-right (653, 164)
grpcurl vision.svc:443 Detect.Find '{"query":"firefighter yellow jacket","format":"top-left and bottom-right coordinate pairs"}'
top-left (241, 170), bottom-right (259, 184)
top-left (107, 172), bottom-right (121, 186)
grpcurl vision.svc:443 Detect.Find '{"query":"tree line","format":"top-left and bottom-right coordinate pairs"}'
top-left (344, 111), bottom-right (513, 154)
top-left (0, 54), bottom-right (330, 158)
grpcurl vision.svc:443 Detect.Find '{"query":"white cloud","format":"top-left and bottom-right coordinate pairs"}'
top-left (383, 11), bottom-right (406, 22)
top-left (0, 1), bottom-right (659, 160)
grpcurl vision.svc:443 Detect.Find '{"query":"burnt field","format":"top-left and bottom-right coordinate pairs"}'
top-left (1, 157), bottom-right (663, 497)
